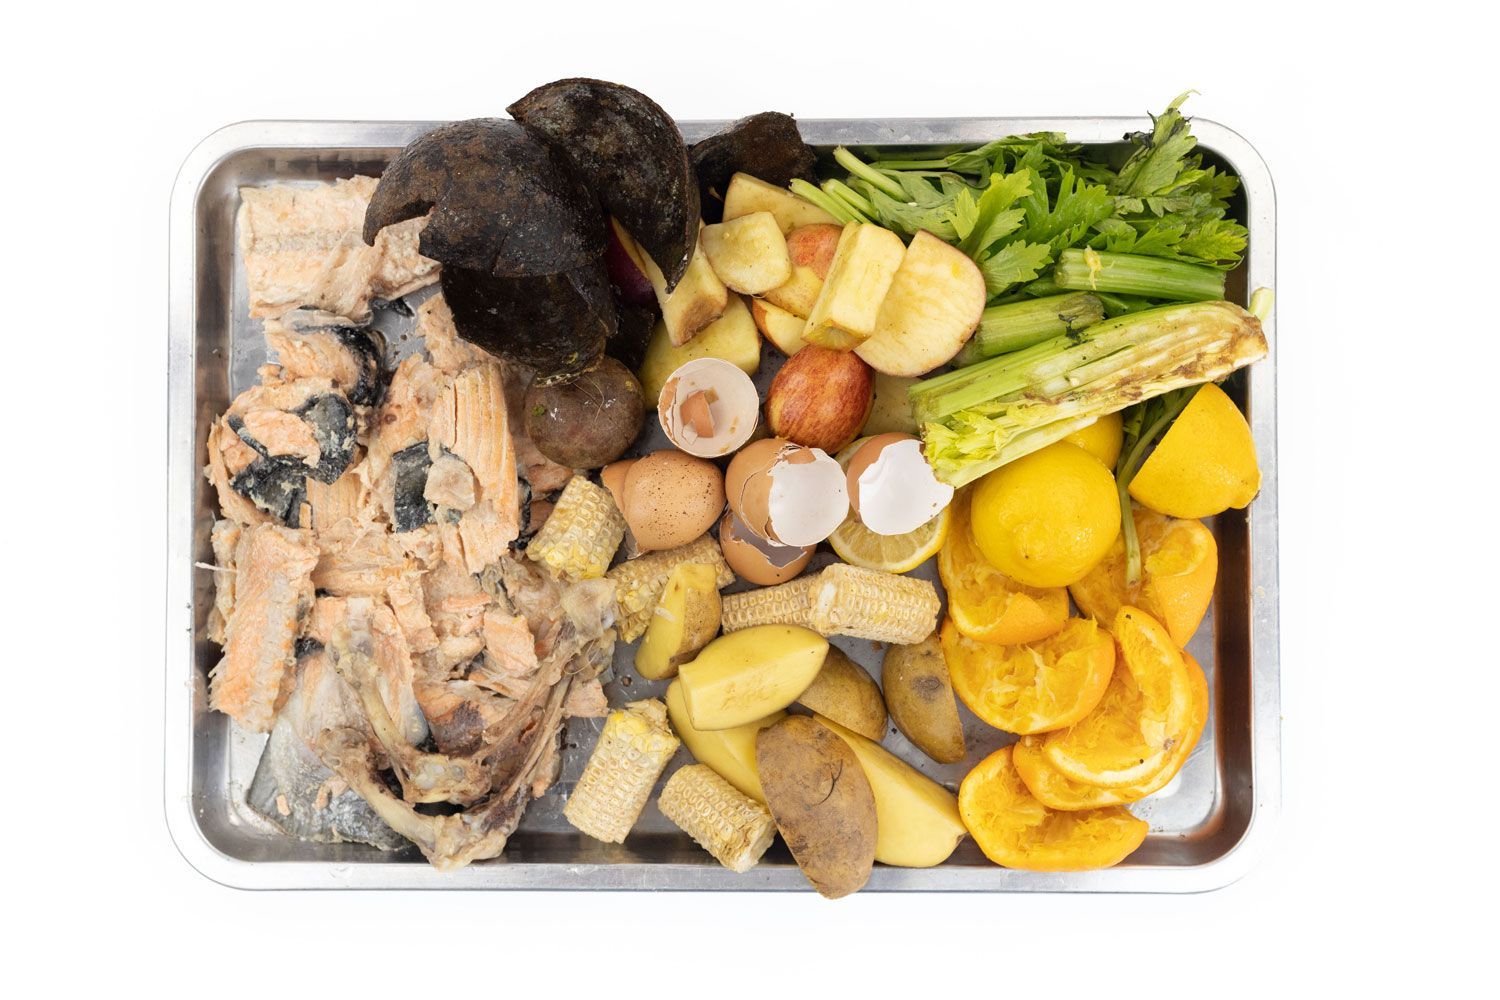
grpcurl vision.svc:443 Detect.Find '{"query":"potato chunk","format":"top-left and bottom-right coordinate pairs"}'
top-left (635, 562), bottom-right (722, 680)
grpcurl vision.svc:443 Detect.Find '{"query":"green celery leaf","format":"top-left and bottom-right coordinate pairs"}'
top-left (977, 241), bottom-right (1052, 296)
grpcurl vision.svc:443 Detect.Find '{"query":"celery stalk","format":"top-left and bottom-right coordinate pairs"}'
top-left (1114, 388), bottom-right (1196, 584)
top-left (960, 293), bottom-right (1106, 363)
top-left (909, 300), bottom-right (1267, 487)
top-left (789, 178), bottom-right (868, 225)
top-left (1053, 249), bottom-right (1225, 301)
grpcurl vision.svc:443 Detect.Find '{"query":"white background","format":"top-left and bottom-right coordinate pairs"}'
top-left (5, 1), bottom-right (1495, 993)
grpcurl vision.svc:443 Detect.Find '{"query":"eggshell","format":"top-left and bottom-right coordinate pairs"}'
top-left (621, 450), bottom-right (725, 552)
top-left (717, 511), bottom-right (814, 586)
top-left (764, 447), bottom-right (849, 547)
top-left (657, 357), bottom-right (760, 458)
top-left (724, 437), bottom-right (849, 548)
top-left (725, 437), bottom-right (788, 539)
top-left (845, 434), bottom-right (952, 536)
top-left (600, 459), bottom-right (636, 511)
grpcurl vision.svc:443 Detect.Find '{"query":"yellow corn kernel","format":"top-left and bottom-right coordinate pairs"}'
top-left (526, 476), bottom-right (626, 581)
top-left (563, 699), bottom-right (680, 844)
top-left (721, 563), bottom-right (939, 645)
top-left (659, 764), bottom-right (776, 873)
top-left (608, 535), bottom-right (733, 641)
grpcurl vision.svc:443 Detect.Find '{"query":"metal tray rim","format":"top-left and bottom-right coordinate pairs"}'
top-left (166, 116), bottom-right (1279, 893)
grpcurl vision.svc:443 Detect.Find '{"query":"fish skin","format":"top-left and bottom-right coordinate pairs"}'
top-left (246, 650), bottom-right (409, 852)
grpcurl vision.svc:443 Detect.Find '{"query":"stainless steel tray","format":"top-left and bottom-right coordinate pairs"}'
top-left (166, 117), bottom-right (1279, 891)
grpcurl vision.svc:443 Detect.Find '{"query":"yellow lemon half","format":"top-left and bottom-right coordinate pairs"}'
top-left (1129, 383), bottom-right (1260, 518)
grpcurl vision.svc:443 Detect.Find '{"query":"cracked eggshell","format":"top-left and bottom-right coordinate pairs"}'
top-left (718, 511), bottom-right (814, 586)
top-left (724, 437), bottom-right (849, 548)
top-left (845, 433), bottom-right (954, 537)
top-left (657, 357), bottom-right (760, 458)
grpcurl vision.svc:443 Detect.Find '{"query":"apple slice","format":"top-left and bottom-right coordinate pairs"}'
top-left (856, 231), bottom-right (986, 376)
top-left (751, 298), bottom-right (808, 355)
top-left (634, 222), bottom-right (729, 346)
top-left (700, 212), bottom-right (792, 295)
top-left (761, 223), bottom-right (841, 318)
top-left (802, 223), bottom-right (906, 351)
top-left (638, 294), bottom-right (760, 401)
top-left (722, 172), bottom-right (839, 233)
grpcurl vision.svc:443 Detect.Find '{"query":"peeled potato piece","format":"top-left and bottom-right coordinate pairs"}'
top-left (665, 680), bottom-right (782, 802)
top-left (818, 716), bottom-right (967, 868)
top-left (635, 563), bottom-right (722, 680)
top-left (677, 625), bottom-right (829, 730)
top-left (958, 745), bottom-right (1147, 871)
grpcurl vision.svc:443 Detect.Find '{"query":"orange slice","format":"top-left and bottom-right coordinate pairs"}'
top-left (1041, 608), bottom-right (1195, 787)
top-left (942, 617), bottom-right (1114, 735)
top-left (1014, 653), bottom-right (1209, 810)
top-left (938, 489), bottom-right (1068, 645)
top-left (957, 745), bottom-right (1148, 871)
top-left (1069, 508), bottom-right (1218, 646)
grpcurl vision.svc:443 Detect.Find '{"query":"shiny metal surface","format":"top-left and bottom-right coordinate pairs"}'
top-left (166, 117), bottom-right (1278, 891)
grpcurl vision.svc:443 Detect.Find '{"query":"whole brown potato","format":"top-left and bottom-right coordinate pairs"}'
top-left (795, 646), bottom-right (887, 741)
top-left (523, 357), bottom-right (645, 469)
top-left (883, 635), bottom-right (967, 764)
top-left (755, 716), bottom-right (876, 899)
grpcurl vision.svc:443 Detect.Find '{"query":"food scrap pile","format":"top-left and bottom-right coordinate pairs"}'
top-left (203, 77), bottom-right (1269, 895)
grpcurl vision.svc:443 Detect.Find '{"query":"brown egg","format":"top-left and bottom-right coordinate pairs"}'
top-left (622, 450), bottom-right (725, 552)
top-left (717, 511), bottom-right (814, 586)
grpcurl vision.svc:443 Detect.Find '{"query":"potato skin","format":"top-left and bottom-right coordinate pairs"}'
top-left (795, 646), bottom-right (887, 741)
top-left (883, 635), bottom-right (967, 764)
top-left (523, 358), bottom-right (645, 468)
top-left (755, 716), bottom-right (877, 899)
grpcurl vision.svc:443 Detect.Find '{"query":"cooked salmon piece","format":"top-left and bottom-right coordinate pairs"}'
top-left (312, 522), bottom-right (439, 596)
top-left (238, 177), bottom-right (438, 322)
top-left (423, 453), bottom-right (476, 512)
top-left (482, 608), bottom-right (540, 677)
top-left (563, 678), bottom-right (609, 718)
top-left (415, 293), bottom-right (485, 374)
top-left (209, 524), bottom-right (320, 732)
top-left (206, 519), bottom-right (243, 645)
top-left (386, 577), bottom-right (438, 654)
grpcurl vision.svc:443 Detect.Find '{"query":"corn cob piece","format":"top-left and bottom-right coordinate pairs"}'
top-left (564, 699), bottom-right (680, 844)
top-left (659, 764), bottom-right (776, 873)
top-left (526, 475), bottom-right (626, 582)
top-left (721, 563), bottom-right (939, 645)
top-left (608, 534), bottom-right (734, 641)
